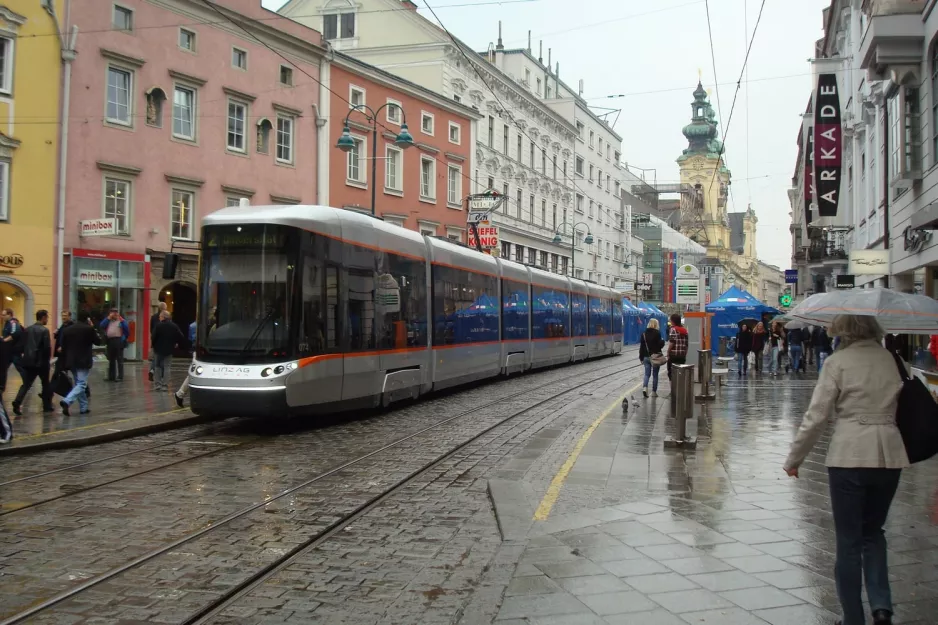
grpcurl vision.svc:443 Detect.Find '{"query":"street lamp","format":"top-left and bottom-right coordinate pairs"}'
top-left (553, 221), bottom-right (593, 278)
top-left (336, 104), bottom-right (415, 216)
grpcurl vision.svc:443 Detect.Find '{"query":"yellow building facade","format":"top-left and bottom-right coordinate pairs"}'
top-left (0, 2), bottom-right (62, 322)
top-left (676, 82), bottom-right (759, 296)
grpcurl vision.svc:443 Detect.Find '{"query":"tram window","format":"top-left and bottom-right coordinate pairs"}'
top-left (348, 268), bottom-right (376, 351)
top-left (326, 266), bottom-right (339, 349)
top-left (300, 258), bottom-right (325, 355)
top-left (377, 253), bottom-right (428, 350)
top-left (589, 296), bottom-right (610, 336)
top-left (432, 265), bottom-right (498, 346)
top-left (501, 279), bottom-right (529, 341)
top-left (532, 286), bottom-right (569, 339)
top-left (613, 300), bottom-right (623, 335)
top-left (571, 293), bottom-right (588, 338)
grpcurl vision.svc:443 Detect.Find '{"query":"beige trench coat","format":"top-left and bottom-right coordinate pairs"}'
top-left (784, 339), bottom-right (910, 471)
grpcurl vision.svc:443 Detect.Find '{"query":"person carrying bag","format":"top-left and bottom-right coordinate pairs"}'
top-left (639, 319), bottom-right (666, 398)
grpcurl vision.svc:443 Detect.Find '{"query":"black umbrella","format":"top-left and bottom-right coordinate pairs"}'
top-left (737, 318), bottom-right (759, 329)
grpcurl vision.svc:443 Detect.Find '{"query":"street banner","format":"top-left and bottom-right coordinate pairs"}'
top-left (813, 73), bottom-right (842, 217)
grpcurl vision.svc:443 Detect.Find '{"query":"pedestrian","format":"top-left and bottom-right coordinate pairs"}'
top-left (59, 311), bottom-right (102, 416)
top-left (149, 302), bottom-right (167, 382)
top-left (804, 325), bottom-right (814, 370)
top-left (639, 318), bottom-right (665, 398)
top-left (0, 308), bottom-right (24, 393)
top-left (99, 308), bottom-right (129, 382)
top-left (735, 323), bottom-right (753, 377)
top-left (667, 313), bottom-right (688, 380)
top-left (787, 325), bottom-right (805, 373)
top-left (783, 314), bottom-right (907, 625)
top-left (151, 311), bottom-right (184, 392)
top-left (53, 311), bottom-right (90, 399)
top-left (12, 310), bottom-right (54, 415)
top-left (0, 399), bottom-right (11, 444)
top-left (769, 321), bottom-right (784, 377)
top-left (751, 322), bottom-right (767, 373)
top-left (816, 326), bottom-right (833, 371)
top-left (812, 325), bottom-right (827, 370)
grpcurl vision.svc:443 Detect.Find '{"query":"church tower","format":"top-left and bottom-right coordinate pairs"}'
top-left (676, 82), bottom-right (732, 254)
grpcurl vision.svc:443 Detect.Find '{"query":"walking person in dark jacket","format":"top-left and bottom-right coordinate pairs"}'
top-left (0, 307), bottom-right (24, 393)
top-left (151, 311), bottom-right (185, 392)
top-left (53, 311), bottom-right (90, 399)
top-left (149, 302), bottom-right (167, 382)
top-left (751, 322), bottom-right (768, 373)
top-left (12, 310), bottom-right (54, 415)
top-left (99, 308), bottom-right (129, 382)
top-left (59, 311), bottom-right (102, 416)
top-left (735, 324), bottom-right (754, 377)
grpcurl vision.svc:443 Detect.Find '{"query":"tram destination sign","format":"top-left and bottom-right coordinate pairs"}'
top-left (205, 227), bottom-right (286, 248)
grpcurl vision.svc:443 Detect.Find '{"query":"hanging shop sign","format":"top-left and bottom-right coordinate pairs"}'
top-left (813, 73), bottom-right (842, 217)
top-left (834, 274), bottom-right (855, 289)
top-left (76, 269), bottom-right (116, 287)
top-left (467, 225), bottom-right (499, 250)
top-left (803, 121), bottom-right (815, 224)
top-left (79, 218), bottom-right (118, 237)
top-left (848, 249), bottom-right (889, 275)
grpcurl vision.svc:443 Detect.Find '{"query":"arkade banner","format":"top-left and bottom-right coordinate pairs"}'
top-left (803, 120), bottom-right (815, 224)
top-left (813, 73), bottom-right (842, 217)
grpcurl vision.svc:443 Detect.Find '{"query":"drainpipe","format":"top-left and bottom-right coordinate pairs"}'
top-left (56, 26), bottom-right (78, 321)
top-left (315, 51), bottom-right (332, 206)
top-left (882, 97), bottom-right (890, 289)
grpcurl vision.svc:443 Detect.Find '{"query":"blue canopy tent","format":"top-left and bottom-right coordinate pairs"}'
top-left (705, 286), bottom-right (780, 354)
top-left (648, 303), bottom-right (669, 329)
top-left (621, 299), bottom-right (642, 344)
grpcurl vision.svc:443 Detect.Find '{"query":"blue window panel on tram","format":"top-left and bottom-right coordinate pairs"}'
top-left (571, 293), bottom-right (588, 338)
top-left (612, 300), bottom-right (623, 336)
top-left (432, 265), bottom-right (499, 345)
top-left (502, 280), bottom-right (530, 341)
top-left (532, 287), bottom-right (570, 339)
top-left (589, 297), bottom-right (611, 336)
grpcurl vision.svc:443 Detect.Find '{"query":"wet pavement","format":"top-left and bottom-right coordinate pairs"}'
top-left (0, 354), bottom-right (934, 624)
top-left (0, 359), bottom-right (197, 451)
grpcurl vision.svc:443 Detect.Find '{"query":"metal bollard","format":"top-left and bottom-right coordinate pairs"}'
top-left (719, 336), bottom-right (728, 357)
top-left (665, 364), bottom-right (698, 449)
top-left (696, 349), bottom-right (715, 401)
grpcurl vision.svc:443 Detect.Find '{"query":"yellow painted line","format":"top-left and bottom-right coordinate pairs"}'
top-left (533, 381), bottom-right (643, 521)
top-left (16, 408), bottom-right (188, 441)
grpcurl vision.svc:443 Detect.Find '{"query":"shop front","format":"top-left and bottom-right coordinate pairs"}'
top-left (69, 249), bottom-right (151, 361)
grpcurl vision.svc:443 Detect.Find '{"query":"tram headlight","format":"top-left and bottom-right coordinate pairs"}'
top-left (261, 367), bottom-right (273, 377)
top-left (195, 366), bottom-right (203, 375)
top-left (274, 365), bottom-right (285, 375)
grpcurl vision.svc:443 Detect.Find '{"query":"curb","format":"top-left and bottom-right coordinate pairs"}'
top-left (0, 413), bottom-right (215, 456)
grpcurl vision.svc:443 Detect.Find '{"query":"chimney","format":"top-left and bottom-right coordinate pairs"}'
top-left (547, 48), bottom-right (552, 73)
top-left (578, 79), bottom-right (584, 96)
top-left (527, 30), bottom-right (531, 53)
top-left (496, 21), bottom-right (504, 50)
top-left (538, 40), bottom-right (543, 64)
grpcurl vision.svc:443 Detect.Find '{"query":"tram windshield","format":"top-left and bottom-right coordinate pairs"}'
top-left (198, 224), bottom-right (298, 363)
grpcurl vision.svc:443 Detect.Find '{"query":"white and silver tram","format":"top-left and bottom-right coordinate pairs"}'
top-left (180, 204), bottom-right (624, 418)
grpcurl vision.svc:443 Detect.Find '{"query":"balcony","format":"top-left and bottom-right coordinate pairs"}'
top-left (859, 0), bottom-right (925, 83)
top-left (807, 241), bottom-right (848, 273)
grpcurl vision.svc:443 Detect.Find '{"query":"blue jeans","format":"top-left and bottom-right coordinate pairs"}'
top-left (828, 467), bottom-right (901, 625)
top-left (736, 351), bottom-right (749, 374)
top-left (642, 357), bottom-right (660, 392)
top-left (63, 368), bottom-right (90, 413)
top-left (768, 346), bottom-right (779, 374)
top-left (789, 345), bottom-right (803, 371)
top-left (818, 351), bottom-right (829, 372)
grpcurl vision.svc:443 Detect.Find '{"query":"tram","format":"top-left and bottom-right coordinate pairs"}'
top-left (174, 203), bottom-right (624, 418)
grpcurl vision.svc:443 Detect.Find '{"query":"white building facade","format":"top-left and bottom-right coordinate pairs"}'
top-left (279, 0), bottom-right (630, 285)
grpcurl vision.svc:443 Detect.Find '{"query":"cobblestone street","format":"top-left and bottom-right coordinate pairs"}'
top-left (0, 351), bottom-right (935, 624)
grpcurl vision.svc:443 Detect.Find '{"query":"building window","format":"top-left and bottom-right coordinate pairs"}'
top-left (576, 121), bottom-right (584, 138)
top-left (598, 138), bottom-right (603, 154)
top-left (171, 189), bottom-right (194, 240)
top-left (614, 150), bottom-right (620, 162)
top-left (614, 181), bottom-right (620, 197)
top-left (904, 87), bottom-right (922, 174)
top-left (227, 99), bottom-right (247, 152)
top-left (889, 93), bottom-right (901, 180)
top-left (529, 194), bottom-right (534, 222)
top-left (541, 151), bottom-right (546, 174)
top-left (552, 156), bottom-right (557, 180)
top-left (276, 115), bottom-right (294, 164)
top-left (350, 85), bottom-right (365, 108)
top-left (536, 77), bottom-right (542, 95)
top-left (347, 136), bottom-right (365, 183)
top-left (588, 164), bottom-right (594, 182)
top-left (575, 156), bottom-right (584, 176)
top-left (420, 157), bottom-right (435, 199)
top-left (597, 169), bottom-right (603, 188)
top-left (589, 200), bottom-right (594, 218)
top-left (279, 65), bottom-right (293, 86)
top-left (487, 116), bottom-right (494, 146)
top-left (232, 47), bottom-right (247, 70)
top-left (576, 193), bottom-right (584, 213)
top-left (541, 199), bottom-right (546, 226)
top-left (502, 183), bottom-right (509, 211)
top-left (453, 94), bottom-right (460, 103)
top-left (516, 189), bottom-right (522, 219)
top-left (421, 112), bottom-right (434, 135)
top-left (172, 85), bottom-right (196, 140)
top-left (487, 176), bottom-right (494, 191)
top-left (104, 178), bottom-right (131, 235)
top-left (226, 197), bottom-right (243, 207)
top-left (447, 165), bottom-right (461, 206)
top-left (387, 99), bottom-right (402, 124)
top-left (529, 142), bottom-right (535, 168)
top-left (178, 28), bottom-right (196, 51)
top-left (0, 38), bottom-right (11, 95)
top-left (106, 66), bottom-right (133, 125)
top-left (323, 12), bottom-right (355, 39)
top-left (589, 130), bottom-right (594, 147)
top-left (113, 5), bottom-right (133, 31)
top-left (257, 118), bottom-right (272, 154)
top-left (449, 122), bottom-right (461, 144)
top-left (552, 203), bottom-right (557, 230)
top-left (503, 124), bottom-right (509, 155)
top-left (0, 160), bottom-right (9, 221)
top-left (385, 146), bottom-right (401, 191)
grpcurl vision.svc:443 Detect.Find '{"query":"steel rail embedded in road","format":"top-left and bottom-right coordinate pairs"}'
top-left (0, 355), bottom-right (642, 625)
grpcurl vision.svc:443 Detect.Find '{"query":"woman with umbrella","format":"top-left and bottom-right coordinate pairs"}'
top-left (734, 319), bottom-right (756, 377)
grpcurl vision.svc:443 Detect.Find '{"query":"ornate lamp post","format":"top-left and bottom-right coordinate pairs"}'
top-left (336, 104), bottom-right (415, 216)
top-left (553, 221), bottom-right (593, 277)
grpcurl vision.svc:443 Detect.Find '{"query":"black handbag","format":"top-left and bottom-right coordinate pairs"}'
top-left (891, 351), bottom-right (938, 464)
top-left (51, 370), bottom-right (73, 398)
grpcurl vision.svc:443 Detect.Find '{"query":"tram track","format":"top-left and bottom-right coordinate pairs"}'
top-left (0, 355), bottom-right (643, 625)
top-left (0, 353), bottom-right (637, 519)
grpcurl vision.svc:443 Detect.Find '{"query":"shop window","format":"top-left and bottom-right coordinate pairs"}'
top-left (171, 188), bottom-right (194, 240)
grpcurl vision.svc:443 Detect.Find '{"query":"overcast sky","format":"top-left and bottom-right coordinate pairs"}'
top-left (263, 0), bottom-right (829, 270)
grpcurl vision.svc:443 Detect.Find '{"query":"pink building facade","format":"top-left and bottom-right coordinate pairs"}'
top-left (61, 0), bottom-right (325, 359)
top-left (327, 55), bottom-right (480, 242)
